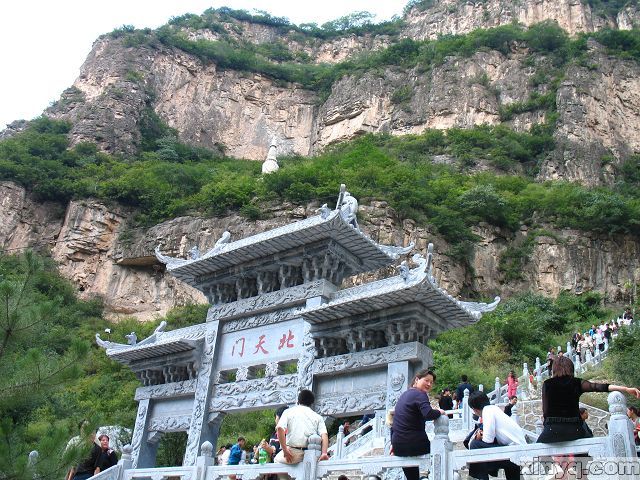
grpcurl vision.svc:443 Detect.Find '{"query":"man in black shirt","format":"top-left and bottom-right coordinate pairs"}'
top-left (439, 388), bottom-right (454, 418)
top-left (503, 396), bottom-right (517, 417)
top-left (456, 375), bottom-right (474, 403)
top-left (66, 433), bottom-right (101, 480)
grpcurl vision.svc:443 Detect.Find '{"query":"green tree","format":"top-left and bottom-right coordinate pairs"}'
top-left (0, 252), bottom-right (91, 480)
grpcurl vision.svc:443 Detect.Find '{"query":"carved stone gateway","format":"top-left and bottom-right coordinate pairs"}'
top-left (98, 185), bottom-right (500, 468)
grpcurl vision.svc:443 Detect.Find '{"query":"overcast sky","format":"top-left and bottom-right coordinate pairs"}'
top-left (0, 1), bottom-right (409, 129)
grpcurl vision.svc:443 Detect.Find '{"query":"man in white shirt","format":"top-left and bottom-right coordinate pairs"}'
top-left (467, 391), bottom-right (525, 480)
top-left (275, 389), bottom-right (329, 465)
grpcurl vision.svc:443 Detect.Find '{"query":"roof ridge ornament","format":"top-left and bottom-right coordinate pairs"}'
top-left (336, 184), bottom-right (359, 229)
top-left (377, 241), bottom-right (415, 259)
top-left (96, 321), bottom-right (168, 351)
top-left (200, 231), bottom-right (232, 259)
top-left (457, 296), bottom-right (502, 319)
top-left (155, 231), bottom-right (232, 268)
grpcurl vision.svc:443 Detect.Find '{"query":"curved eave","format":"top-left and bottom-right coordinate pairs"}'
top-left (167, 212), bottom-right (395, 284)
top-left (301, 272), bottom-right (498, 328)
top-left (107, 339), bottom-right (197, 363)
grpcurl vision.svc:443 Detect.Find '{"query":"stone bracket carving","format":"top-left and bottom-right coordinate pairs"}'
top-left (135, 379), bottom-right (196, 400)
top-left (313, 342), bottom-right (430, 376)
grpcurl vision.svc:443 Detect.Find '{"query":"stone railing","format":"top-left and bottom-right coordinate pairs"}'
top-left (328, 418), bottom-right (381, 459)
top-left (96, 391), bottom-right (638, 480)
top-left (484, 337), bottom-right (611, 406)
top-left (92, 464), bottom-right (122, 480)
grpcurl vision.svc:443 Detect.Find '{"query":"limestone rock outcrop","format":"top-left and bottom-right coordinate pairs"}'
top-left (34, 2), bottom-right (638, 186)
top-left (1, 181), bottom-right (637, 319)
top-left (403, 0), bottom-right (640, 40)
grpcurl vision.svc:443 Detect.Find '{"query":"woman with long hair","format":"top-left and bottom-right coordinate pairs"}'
top-left (391, 369), bottom-right (446, 480)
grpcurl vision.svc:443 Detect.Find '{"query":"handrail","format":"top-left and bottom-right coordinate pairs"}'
top-left (327, 418), bottom-right (374, 455)
top-left (92, 465), bottom-right (121, 480)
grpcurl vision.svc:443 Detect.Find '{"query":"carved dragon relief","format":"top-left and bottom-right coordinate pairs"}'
top-left (214, 375), bottom-right (297, 395)
top-left (130, 400), bottom-right (149, 469)
top-left (315, 390), bottom-right (386, 416)
top-left (184, 327), bottom-right (217, 466)
top-left (209, 389), bottom-right (297, 411)
top-left (313, 344), bottom-right (417, 375)
top-left (135, 379), bottom-right (196, 401)
top-left (297, 323), bottom-right (315, 391)
top-left (149, 415), bottom-right (191, 433)
top-left (220, 308), bottom-right (300, 334)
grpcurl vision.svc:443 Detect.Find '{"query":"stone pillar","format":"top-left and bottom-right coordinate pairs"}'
top-left (511, 401), bottom-right (520, 426)
top-left (462, 389), bottom-right (472, 431)
top-left (335, 425), bottom-right (345, 459)
top-left (535, 357), bottom-right (542, 383)
top-left (302, 434), bottom-right (322, 480)
top-left (184, 321), bottom-right (220, 466)
top-left (196, 441), bottom-right (215, 480)
top-left (431, 415), bottom-right (452, 480)
top-left (521, 363), bottom-right (529, 400)
top-left (494, 377), bottom-right (501, 404)
top-left (575, 355), bottom-right (582, 374)
top-left (385, 362), bottom-right (410, 454)
top-left (205, 412), bottom-right (226, 452)
top-left (606, 392), bottom-right (637, 458)
top-left (566, 341), bottom-right (572, 356)
top-left (117, 445), bottom-right (133, 480)
top-left (131, 399), bottom-right (155, 468)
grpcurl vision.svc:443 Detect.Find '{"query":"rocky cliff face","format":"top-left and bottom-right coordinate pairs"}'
top-left (4, 2), bottom-right (640, 317)
top-left (40, 0), bottom-right (639, 186)
top-left (403, 0), bottom-right (640, 39)
top-left (1, 181), bottom-right (637, 319)
top-left (540, 41), bottom-right (640, 186)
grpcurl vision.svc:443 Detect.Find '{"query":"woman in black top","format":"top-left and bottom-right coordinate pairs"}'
top-left (538, 355), bottom-right (640, 443)
top-left (391, 369), bottom-right (446, 480)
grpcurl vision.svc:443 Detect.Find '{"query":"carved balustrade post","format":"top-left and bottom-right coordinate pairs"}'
top-left (566, 341), bottom-right (572, 357)
top-left (521, 363), bottom-right (529, 400)
top-left (117, 445), bottom-right (133, 480)
top-left (462, 389), bottom-right (472, 432)
top-left (302, 434), bottom-right (321, 480)
top-left (511, 400), bottom-right (520, 427)
top-left (336, 425), bottom-right (345, 459)
top-left (431, 415), bottom-right (452, 480)
top-left (494, 377), bottom-right (501, 404)
top-left (605, 392), bottom-right (637, 458)
top-left (196, 441), bottom-right (215, 480)
top-left (535, 357), bottom-right (542, 383)
top-left (575, 355), bottom-right (582, 375)
top-left (586, 349), bottom-right (592, 365)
